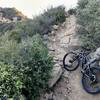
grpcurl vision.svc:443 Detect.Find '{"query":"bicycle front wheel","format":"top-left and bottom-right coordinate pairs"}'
top-left (63, 52), bottom-right (79, 71)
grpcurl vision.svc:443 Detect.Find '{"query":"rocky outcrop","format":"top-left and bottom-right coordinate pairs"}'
top-left (48, 64), bottom-right (63, 88)
top-left (53, 25), bottom-right (59, 30)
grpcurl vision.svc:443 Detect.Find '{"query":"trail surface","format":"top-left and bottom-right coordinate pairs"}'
top-left (47, 15), bottom-right (100, 100)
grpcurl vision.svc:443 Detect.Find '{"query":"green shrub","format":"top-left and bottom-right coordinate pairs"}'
top-left (8, 30), bottom-right (22, 43)
top-left (77, 0), bottom-right (89, 9)
top-left (0, 34), bottom-right (53, 99)
top-left (0, 62), bottom-right (23, 98)
top-left (20, 35), bottom-right (53, 99)
top-left (11, 6), bottom-right (66, 38)
top-left (77, 0), bottom-right (100, 50)
top-left (14, 20), bottom-right (38, 37)
top-left (44, 6), bottom-right (66, 24)
top-left (0, 22), bottom-right (15, 33)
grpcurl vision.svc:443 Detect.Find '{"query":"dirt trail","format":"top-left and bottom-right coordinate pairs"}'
top-left (47, 15), bottom-right (100, 100)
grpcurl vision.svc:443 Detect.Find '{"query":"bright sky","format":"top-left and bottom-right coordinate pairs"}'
top-left (0, 0), bottom-right (78, 18)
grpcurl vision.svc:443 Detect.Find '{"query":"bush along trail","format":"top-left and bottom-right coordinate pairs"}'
top-left (41, 15), bottom-right (100, 100)
top-left (0, 6), bottom-right (66, 99)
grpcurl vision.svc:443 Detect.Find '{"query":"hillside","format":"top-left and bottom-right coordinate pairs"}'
top-left (0, 7), bottom-right (27, 35)
top-left (0, 7), bottom-right (27, 22)
top-left (0, 1), bottom-right (100, 99)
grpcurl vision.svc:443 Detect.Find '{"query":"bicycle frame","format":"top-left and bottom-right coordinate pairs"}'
top-left (77, 51), bottom-right (97, 82)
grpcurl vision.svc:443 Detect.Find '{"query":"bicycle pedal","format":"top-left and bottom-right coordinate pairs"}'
top-left (81, 70), bottom-right (85, 73)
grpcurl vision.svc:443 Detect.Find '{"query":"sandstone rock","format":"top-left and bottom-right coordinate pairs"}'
top-left (53, 25), bottom-right (59, 30)
top-left (61, 22), bottom-right (66, 27)
top-left (53, 57), bottom-right (60, 62)
top-left (54, 63), bottom-right (60, 67)
top-left (50, 31), bottom-right (56, 36)
top-left (40, 92), bottom-right (56, 100)
top-left (48, 45), bottom-right (55, 52)
top-left (48, 65), bottom-right (63, 88)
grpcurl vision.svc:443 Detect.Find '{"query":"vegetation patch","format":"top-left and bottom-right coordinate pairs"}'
top-left (77, 0), bottom-right (100, 50)
top-left (0, 5), bottom-right (67, 99)
top-left (2, 6), bottom-right (66, 40)
top-left (0, 34), bottom-right (53, 99)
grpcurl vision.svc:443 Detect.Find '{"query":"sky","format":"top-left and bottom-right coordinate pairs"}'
top-left (0, 0), bottom-right (78, 18)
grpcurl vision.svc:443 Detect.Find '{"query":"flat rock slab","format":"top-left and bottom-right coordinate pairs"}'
top-left (48, 66), bottom-right (63, 88)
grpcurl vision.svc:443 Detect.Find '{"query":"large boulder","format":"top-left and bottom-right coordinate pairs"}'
top-left (48, 64), bottom-right (63, 88)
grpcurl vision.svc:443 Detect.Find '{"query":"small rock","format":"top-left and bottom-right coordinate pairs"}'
top-left (49, 31), bottom-right (56, 36)
top-left (48, 46), bottom-right (55, 52)
top-left (54, 63), bottom-right (60, 67)
top-left (61, 22), bottom-right (66, 27)
top-left (41, 92), bottom-right (56, 100)
top-left (47, 44), bottom-right (55, 52)
top-left (53, 57), bottom-right (59, 61)
top-left (53, 25), bottom-right (59, 30)
top-left (63, 71), bottom-right (70, 78)
top-left (47, 93), bottom-right (54, 100)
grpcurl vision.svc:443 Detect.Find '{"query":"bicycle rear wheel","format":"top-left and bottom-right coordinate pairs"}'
top-left (63, 52), bottom-right (79, 71)
top-left (82, 67), bottom-right (100, 94)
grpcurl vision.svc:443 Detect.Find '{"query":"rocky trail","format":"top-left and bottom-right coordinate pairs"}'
top-left (41, 15), bottom-right (100, 100)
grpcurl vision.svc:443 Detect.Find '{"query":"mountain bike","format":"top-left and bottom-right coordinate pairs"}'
top-left (63, 50), bottom-right (100, 94)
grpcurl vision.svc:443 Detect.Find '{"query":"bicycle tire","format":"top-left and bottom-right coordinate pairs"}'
top-left (63, 52), bottom-right (79, 71)
top-left (82, 67), bottom-right (100, 94)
